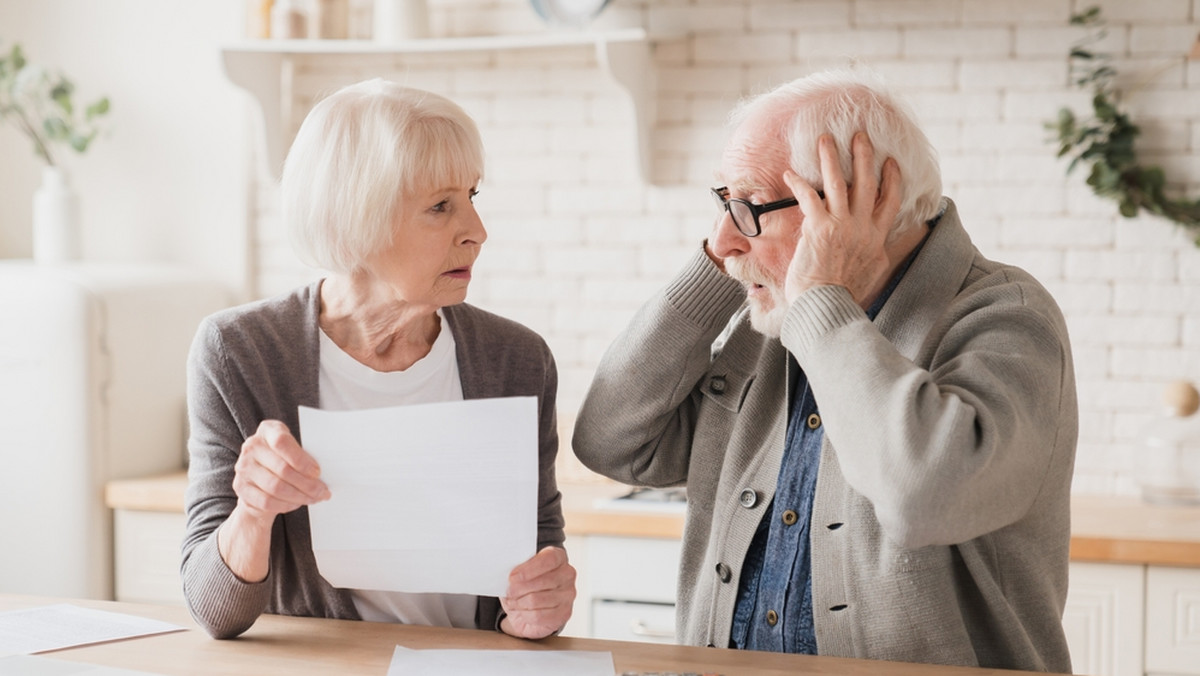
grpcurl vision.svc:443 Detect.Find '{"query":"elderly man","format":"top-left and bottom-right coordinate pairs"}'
top-left (573, 69), bottom-right (1077, 672)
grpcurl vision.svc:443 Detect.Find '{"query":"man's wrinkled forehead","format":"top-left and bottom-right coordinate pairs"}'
top-left (719, 109), bottom-right (791, 196)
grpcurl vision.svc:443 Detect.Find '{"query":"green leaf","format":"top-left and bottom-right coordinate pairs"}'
top-left (85, 97), bottom-right (109, 119)
top-left (68, 132), bottom-right (91, 153)
top-left (1119, 200), bottom-right (1138, 217)
top-left (43, 116), bottom-right (68, 140)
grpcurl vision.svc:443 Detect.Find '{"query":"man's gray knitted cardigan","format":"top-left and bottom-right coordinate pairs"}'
top-left (181, 283), bottom-right (564, 639)
top-left (574, 200), bottom-right (1077, 672)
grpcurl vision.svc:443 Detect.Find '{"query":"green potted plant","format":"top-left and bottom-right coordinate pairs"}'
top-left (0, 42), bottom-right (110, 262)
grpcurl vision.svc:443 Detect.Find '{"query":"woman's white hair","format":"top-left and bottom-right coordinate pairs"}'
top-left (731, 69), bottom-right (943, 238)
top-left (281, 79), bottom-right (484, 273)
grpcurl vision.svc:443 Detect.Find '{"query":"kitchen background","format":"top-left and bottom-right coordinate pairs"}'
top-left (2, 0), bottom-right (1200, 498)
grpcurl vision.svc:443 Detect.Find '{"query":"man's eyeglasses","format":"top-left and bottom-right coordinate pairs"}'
top-left (710, 186), bottom-right (820, 238)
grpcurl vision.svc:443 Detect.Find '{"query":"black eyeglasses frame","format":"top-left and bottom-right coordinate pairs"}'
top-left (710, 186), bottom-right (821, 237)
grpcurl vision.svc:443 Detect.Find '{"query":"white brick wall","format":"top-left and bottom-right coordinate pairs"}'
top-left (248, 0), bottom-right (1200, 496)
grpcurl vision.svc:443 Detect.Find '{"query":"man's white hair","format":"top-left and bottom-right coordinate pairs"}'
top-left (730, 69), bottom-right (943, 238)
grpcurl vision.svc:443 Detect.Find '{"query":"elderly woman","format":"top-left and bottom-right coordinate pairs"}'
top-left (181, 79), bottom-right (574, 640)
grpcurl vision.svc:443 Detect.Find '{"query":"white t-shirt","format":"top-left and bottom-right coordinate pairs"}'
top-left (317, 310), bottom-right (478, 628)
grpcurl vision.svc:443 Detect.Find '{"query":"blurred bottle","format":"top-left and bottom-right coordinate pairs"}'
top-left (248, 0), bottom-right (275, 39)
top-left (347, 0), bottom-right (374, 40)
top-left (312, 0), bottom-right (350, 39)
top-left (272, 0), bottom-right (310, 39)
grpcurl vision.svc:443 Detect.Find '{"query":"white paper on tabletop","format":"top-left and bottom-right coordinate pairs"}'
top-left (0, 604), bottom-right (184, 657)
top-left (299, 396), bottom-right (538, 597)
top-left (386, 646), bottom-right (615, 676)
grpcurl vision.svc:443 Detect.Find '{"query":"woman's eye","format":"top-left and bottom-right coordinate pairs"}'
top-left (469, 189), bottom-right (479, 203)
top-left (431, 199), bottom-right (449, 213)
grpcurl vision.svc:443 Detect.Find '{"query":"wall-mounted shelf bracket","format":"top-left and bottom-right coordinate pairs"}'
top-left (220, 28), bottom-right (663, 182)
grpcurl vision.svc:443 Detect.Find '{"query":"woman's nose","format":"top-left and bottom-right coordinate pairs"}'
top-left (462, 206), bottom-right (487, 246)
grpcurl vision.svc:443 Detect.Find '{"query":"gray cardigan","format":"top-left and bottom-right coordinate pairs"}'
top-left (573, 200), bottom-right (1077, 672)
top-left (181, 282), bottom-right (564, 639)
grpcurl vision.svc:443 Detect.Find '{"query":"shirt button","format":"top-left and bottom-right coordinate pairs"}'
top-left (715, 562), bottom-right (732, 583)
top-left (766, 609), bottom-right (779, 626)
top-left (807, 413), bottom-right (821, 429)
top-left (739, 489), bottom-right (758, 508)
top-left (709, 376), bottom-right (726, 394)
top-left (782, 509), bottom-right (798, 526)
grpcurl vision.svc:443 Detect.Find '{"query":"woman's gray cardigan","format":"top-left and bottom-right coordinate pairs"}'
top-left (180, 282), bottom-right (565, 639)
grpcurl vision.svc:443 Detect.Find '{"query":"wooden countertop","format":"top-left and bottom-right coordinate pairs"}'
top-left (0, 594), bottom-right (1045, 675)
top-left (107, 472), bottom-right (1200, 567)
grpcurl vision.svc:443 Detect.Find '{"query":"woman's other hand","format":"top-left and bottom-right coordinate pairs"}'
top-left (499, 546), bottom-right (577, 639)
top-left (217, 420), bottom-right (331, 582)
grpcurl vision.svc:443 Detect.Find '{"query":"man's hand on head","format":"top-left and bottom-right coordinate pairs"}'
top-left (784, 132), bottom-right (902, 309)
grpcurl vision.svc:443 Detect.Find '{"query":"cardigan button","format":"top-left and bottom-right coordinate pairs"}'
top-left (739, 489), bottom-right (758, 508)
top-left (715, 562), bottom-right (732, 583)
top-left (708, 375), bottom-right (727, 394)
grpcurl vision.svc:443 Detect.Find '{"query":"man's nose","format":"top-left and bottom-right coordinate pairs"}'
top-left (709, 210), bottom-right (750, 259)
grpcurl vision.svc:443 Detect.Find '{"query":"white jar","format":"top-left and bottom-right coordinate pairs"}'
top-left (373, 0), bottom-right (428, 42)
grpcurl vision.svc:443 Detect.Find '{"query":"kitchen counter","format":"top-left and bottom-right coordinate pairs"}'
top-left (106, 473), bottom-right (1200, 567)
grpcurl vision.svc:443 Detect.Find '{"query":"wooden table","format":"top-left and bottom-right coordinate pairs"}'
top-left (3, 595), bottom-right (1038, 675)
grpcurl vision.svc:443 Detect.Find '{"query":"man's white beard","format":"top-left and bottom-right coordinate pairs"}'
top-left (748, 295), bottom-right (786, 338)
top-left (726, 257), bottom-right (787, 338)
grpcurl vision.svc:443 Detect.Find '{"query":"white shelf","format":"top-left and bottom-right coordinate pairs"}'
top-left (221, 29), bottom-right (660, 181)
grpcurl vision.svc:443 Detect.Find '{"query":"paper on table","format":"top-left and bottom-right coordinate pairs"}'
top-left (0, 654), bottom-right (166, 675)
top-left (386, 646), bottom-right (615, 676)
top-left (300, 396), bottom-right (538, 597)
top-left (0, 605), bottom-right (184, 657)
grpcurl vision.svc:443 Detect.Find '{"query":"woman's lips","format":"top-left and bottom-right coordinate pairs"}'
top-left (443, 266), bottom-right (472, 280)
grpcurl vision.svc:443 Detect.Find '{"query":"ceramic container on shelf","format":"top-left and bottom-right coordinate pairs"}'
top-left (373, 0), bottom-right (428, 41)
top-left (32, 166), bottom-right (81, 264)
top-left (1138, 381), bottom-right (1200, 505)
top-left (528, 0), bottom-right (612, 28)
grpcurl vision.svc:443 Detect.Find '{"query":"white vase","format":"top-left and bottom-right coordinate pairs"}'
top-left (32, 166), bottom-right (82, 264)
top-left (373, 0), bottom-right (428, 41)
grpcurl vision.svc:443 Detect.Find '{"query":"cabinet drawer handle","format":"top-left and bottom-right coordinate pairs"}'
top-left (630, 620), bottom-right (675, 639)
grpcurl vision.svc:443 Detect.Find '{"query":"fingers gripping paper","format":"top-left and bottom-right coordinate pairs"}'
top-left (299, 397), bottom-right (538, 597)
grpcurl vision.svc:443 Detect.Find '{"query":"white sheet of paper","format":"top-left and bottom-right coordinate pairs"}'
top-left (0, 654), bottom-right (166, 675)
top-left (300, 396), bottom-right (538, 597)
top-left (0, 605), bottom-right (184, 657)
top-left (386, 646), bottom-right (615, 676)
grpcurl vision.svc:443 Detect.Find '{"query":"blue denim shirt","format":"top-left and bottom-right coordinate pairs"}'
top-left (729, 231), bottom-right (931, 653)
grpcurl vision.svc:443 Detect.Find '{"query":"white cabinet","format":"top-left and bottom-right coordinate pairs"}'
top-left (0, 263), bottom-right (227, 600)
top-left (1064, 562), bottom-right (1146, 676)
top-left (567, 535), bottom-right (682, 644)
top-left (113, 510), bottom-right (187, 605)
top-left (1145, 566), bottom-right (1200, 676)
top-left (593, 600), bottom-right (677, 644)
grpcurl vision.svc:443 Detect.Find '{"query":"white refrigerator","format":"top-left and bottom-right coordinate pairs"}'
top-left (0, 261), bottom-right (230, 599)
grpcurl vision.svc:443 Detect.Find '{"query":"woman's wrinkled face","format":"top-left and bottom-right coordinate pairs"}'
top-left (364, 179), bottom-right (487, 308)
